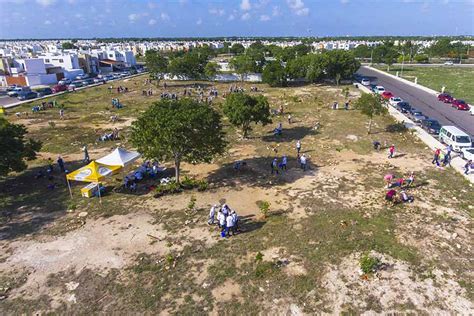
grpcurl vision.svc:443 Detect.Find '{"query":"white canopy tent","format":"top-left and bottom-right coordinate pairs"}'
top-left (96, 147), bottom-right (141, 167)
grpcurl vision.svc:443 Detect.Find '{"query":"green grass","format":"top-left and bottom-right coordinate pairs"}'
top-left (374, 65), bottom-right (474, 103)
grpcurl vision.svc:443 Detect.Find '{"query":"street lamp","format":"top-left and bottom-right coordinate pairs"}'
top-left (400, 52), bottom-right (405, 77)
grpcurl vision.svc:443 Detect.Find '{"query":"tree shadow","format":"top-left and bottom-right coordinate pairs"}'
top-left (207, 156), bottom-right (317, 188)
top-left (162, 82), bottom-right (213, 89)
top-left (261, 126), bottom-right (318, 143)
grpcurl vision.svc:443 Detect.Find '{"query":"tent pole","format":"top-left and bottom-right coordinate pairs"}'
top-left (67, 179), bottom-right (73, 198)
top-left (98, 182), bottom-right (102, 204)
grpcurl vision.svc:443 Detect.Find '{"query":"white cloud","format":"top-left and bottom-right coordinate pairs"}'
top-left (161, 12), bottom-right (170, 21)
top-left (36, 0), bottom-right (56, 6)
top-left (196, 18), bottom-right (202, 25)
top-left (148, 19), bottom-right (157, 25)
top-left (147, 1), bottom-right (157, 9)
top-left (228, 14), bottom-right (235, 21)
top-left (286, 0), bottom-right (309, 15)
top-left (240, 0), bottom-right (251, 11)
top-left (128, 13), bottom-right (140, 22)
top-left (241, 12), bottom-right (251, 20)
top-left (260, 14), bottom-right (270, 21)
top-left (255, 0), bottom-right (270, 8)
top-left (287, 0), bottom-right (309, 15)
top-left (44, 20), bottom-right (52, 25)
top-left (272, 6), bottom-right (281, 16)
top-left (209, 8), bottom-right (225, 16)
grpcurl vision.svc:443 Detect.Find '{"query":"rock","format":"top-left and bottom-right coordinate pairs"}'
top-left (456, 244), bottom-right (461, 249)
top-left (202, 282), bottom-right (210, 289)
top-left (65, 282), bottom-right (79, 291)
top-left (259, 287), bottom-right (265, 292)
top-left (66, 209), bottom-right (75, 213)
top-left (78, 212), bottom-right (88, 218)
top-left (452, 233), bottom-right (458, 240)
top-left (67, 293), bottom-right (77, 304)
top-left (289, 304), bottom-right (302, 316)
top-left (0, 295), bottom-right (6, 300)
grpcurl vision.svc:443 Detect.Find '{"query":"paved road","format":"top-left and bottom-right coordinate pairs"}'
top-left (357, 66), bottom-right (474, 137)
top-left (360, 63), bottom-right (474, 68)
top-left (0, 95), bottom-right (21, 107)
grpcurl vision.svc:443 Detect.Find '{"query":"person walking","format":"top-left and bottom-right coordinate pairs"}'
top-left (300, 154), bottom-right (307, 171)
top-left (296, 140), bottom-right (301, 155)
top-left (281, 155), bottom-right (287, 170)
top-left (432, 148), bottom-right (441, 166)
top-left (271, 158), bottom-right (279, 175)
top-left (59, 108), bottom-right (64, 120)
top-left (57, 155), bottom-right (65, 173)
top-left (208, 204), bottom-right (217, 225)
top-left (388, 144), bottom-right (395, 159)
top-left (287, 114), bottom-right (292, 124)
top-left (82, 145), bottom-right (90, 163)
top-left (465, 160), bottom-right (472, 175)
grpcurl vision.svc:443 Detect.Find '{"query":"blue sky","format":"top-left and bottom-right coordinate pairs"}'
top-left (0, 0), bottom-right (473, 39)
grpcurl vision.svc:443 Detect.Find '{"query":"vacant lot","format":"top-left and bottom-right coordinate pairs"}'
top-left (374, 65), bottom-right (474, 103)
top-left (0, 74), bottom-right (472, 314)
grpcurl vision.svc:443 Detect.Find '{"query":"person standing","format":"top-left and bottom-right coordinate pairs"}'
top-left (296, 140), bottom-right (301, 155)
top-left (226, 213), bottom-right (234, 237)
top-left (281, 155), bottom-right (287, 170)
top-left (388, 144), bottom-right (395, 159)
top-left (59, 108), bottom-right (64, 120)
top-left (218, 209), bottom-right (226, 230)
top-left (300, 154), bottom-right (307, 171)
top-left (57, 155), bottom-right (65, 173)
top-left (271, 158), bottom-right (279, 175)
top-left (287, 114), bottom-right (292, 124)
top-left (83, 145), bottom-right (90, 163)
top-left (231, 210), bottom-right (239, 233)
top-left (208, 204), bottom-right (217, 225)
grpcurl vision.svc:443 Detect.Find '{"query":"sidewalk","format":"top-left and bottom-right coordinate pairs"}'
top-left (355, 83), bottom-right (473, 183)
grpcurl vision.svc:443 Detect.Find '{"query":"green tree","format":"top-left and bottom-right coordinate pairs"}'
top-left (0, 117), bottom-right (41, 177)
top-left (325, 50), bottom-right (360, 85)
top-left (145, 49), bottom-right (169, 85)
top-left (230, 55), bottom-right (257, 82)
top-left (204, 62), bottom-right (219, 79)
top-left (304, 54), bottom-right (328, 83)
top-left (230, 43), bottom-right (245, 55)
top-left (61, 42), bottom-right (76, 49)
top-left (131, 99), bottom-right (226, 184)
top-left (222, 93), bottom-right (272, 138)
top-left (262, 60), bottom-right (287, 87)
top-left (353, 44), bottom-right (371, 58)
top-left (168, 53), bottom-right (205, 80)
top-left (354, 93), bottom-right (387, 134)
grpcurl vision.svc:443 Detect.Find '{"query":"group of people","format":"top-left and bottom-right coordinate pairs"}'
top-left (35, 156), bottom-right (67, 190)
top-left (98, 128), bottom-right (120, 142)
top-left (331, 101), bottom-right (351, 110)
top-left (123, 161), bottom-right (162, 192)
top-left (160, 92), bottom-right (179, 100)
top-left (116, 86), bottom-right (128, 93)
top-left (384, 172), bottom-right (416, 204)
top-left (208, 204), bottom-right (240, 237)
top-left (142, 89), bottom-right (154, 96)
top-left (111, 98), bottom-right (123, 109)
top-left (432, 145), bottom-right (452, 167)
top-left (32, 101), bottom-right (57, 113)
top-left (269, 140), bottom-right (308, 174)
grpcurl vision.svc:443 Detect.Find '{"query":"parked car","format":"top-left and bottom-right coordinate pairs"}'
top-left (437, 93), bottom-right (454, 103)
top-left (7, 87), bottom-right (24, 97)
top-left (75, 74), bottom-right (89, 80)
top-left (408, 109), bottom-right (426, 123)
top-left (6, 85), bottom-right (18, 92)
top-left (35, 87), bottom-right (52, 97)
top-left (444, 61), bottom-right (454, 66)
top-left (439, 126), bottom-right (472, 151)
top-left (396, 101), bottom-right (411, 113)
top-left (52, 84), bottom-right (68, 93)
top-left (93, 78), bottom-right (106, 84)
top-left (82, 78), bottom-right (95, 85)
top-left (470, 106), bottom-right (474, 116)
top-left (58, 78), bottom-right (72, 85)
top-left (451, 99), bottom-right (470, 111)
top-left (389, 97), bottom-right (403, 107)
top-left (420, 118), bottom-right (442, 135)
top-left (361, 78), bottom-right (370, 86)
top-left (460, 147), bottom-right (474, 160)
top-left (373, 86), bottom-right (385, 94)
top-left (381, 91), bottom-right (394, 100)
top-left (17, 91), bottom-right (38, 101)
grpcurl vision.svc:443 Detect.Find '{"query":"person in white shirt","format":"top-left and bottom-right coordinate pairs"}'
top-left (231, 210), bottom-right (239, 234)
top-left (217, 210), bottom-right (226, 230)
top-left (226, 213), bottom-right (234, 237)
top-left (221, 204), bottom-right (229, 216)
top-left (296, 140), bottom-right (301, 154)
top-left (300, 154), bottom-right (307, 171)
top-left (208, 204), bottom-right (217, 225)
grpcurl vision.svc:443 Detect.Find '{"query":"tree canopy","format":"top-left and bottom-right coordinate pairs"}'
top-left (145, 49), bottom-right (168, 83)
top-left (354, 93), bottom-right (387, 134)
top-left (0, 118), bottom-right (41, 177)
top-left (222, 93), bottom-right (272, 138)
top-left (262, 60), bottom-right (287, 87)
top-left (130, 99), bottom-right (226, 183)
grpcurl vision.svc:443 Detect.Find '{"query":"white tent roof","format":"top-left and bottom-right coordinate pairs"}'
top-left (96, 147), bottom-right (141, 167)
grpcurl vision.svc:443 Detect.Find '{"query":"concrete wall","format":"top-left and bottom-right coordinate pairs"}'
top-left (24, 58), bottom-right (47, 75)
top-left (26, 73), bottom-right (58, 86)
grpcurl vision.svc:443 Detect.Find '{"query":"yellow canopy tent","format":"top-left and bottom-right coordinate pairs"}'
top-left (66, 161), bottom-right (122, 199)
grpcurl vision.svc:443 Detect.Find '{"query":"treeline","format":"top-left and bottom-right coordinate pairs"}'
top-left (145, 41), bottom-right (360, 86)
top-left (353, 39), bottom-right (472, 67)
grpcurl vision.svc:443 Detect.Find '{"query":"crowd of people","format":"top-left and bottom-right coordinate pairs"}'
top-left (98, 128), bottom-right (120, 142)
top-left (208, 203), bottom-right (240, 237)
top-left (384, 172), bottom-right (416, 204)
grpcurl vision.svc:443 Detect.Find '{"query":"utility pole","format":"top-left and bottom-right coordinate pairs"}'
top-left (370, 48), bottom-right (374, 66)
top-left (401, 52), bottom-right (405, 77)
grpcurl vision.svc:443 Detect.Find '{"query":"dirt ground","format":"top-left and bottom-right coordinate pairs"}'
top-left (0, 77), bottom-right (472, 314)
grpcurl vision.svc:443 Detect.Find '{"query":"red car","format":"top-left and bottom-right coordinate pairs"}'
top-left (52, 84), bottom-right (67, 93)
top-left (438, 93), bottom-right (454, 103)
top-left (381, 91), bottom-right (394, 100)
top-left (451, 99), bottom-right (470, 111)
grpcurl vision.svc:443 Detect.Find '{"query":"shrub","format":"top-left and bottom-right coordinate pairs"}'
top-left (360, 253), bottom-right (381, 274)
top-left (258, 200), bottom-right (270, 218)
top-left (155, 181), bottom-right (182, 197)
top-left (187, 195), bottom-right (196, 212)
top-left (48, 121), bottom-right (56, 129)
top-left (197, 179), bottom-right (209, 191)
top-left (385, 122), bottom-right (408, 133)
top-left (255, 252), bottom-right (263, 263)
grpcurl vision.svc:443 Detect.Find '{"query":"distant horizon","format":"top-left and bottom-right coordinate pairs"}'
top-left (0, 0), bottom-right (472, 39)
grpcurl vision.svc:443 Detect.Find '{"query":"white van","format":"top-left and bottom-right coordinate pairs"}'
top-left (439, 126), bottom-right (472, 151)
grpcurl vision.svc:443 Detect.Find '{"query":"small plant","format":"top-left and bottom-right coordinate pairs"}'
top-left (197, 179), bottom-right (209, 191)
top-left (48, 121), bottom-right (56, 129)
top-left (187, 195), bottom-right (196, 212)
top-left (360, 253), bottom-right (381, 274)
top-left (155, 181), bottom-right (182, 197)
top-left (342, 87), bottom-right (350, 98)
top-left (165, 253), bottom-right (174, 265)
top-left (258, 201), bottom-right (270, 218)
top-left (255, 252), bottom-right (263, 263)
top-left (67, 201), bottom-right (77, 211)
